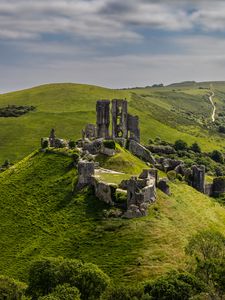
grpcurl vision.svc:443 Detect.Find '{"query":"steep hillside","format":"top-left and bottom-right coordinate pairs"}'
top-left (1, 82), bottom-right (225, 163)
top-left (1, 150), bottom-right (225, 284)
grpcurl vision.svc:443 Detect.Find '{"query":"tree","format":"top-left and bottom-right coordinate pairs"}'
top-left (41, 140), bottom-right (48, 149)
top-left (68, 140), bottom-right (76, 149)
top-left (218, 125), bottom-right (225, 134)
top-left (143, 271), bottom-right (206, 300)
top-left (0, 275), bottom-right (27, 300)
top-left (39, 284), bottom-right (80, 300)
top-left (186, 230), bottom-right (225, 263)
top-left (174, 140), bottom-right (188, 151)
top-left (190, 143), bottom-right (201, 153)
top-left (73, 263), bottom-right (110, 300)
top-left (27, 258), bottom-right (110, 300)
top-left (100, 284), bottom-right (143, 300)
top-left (210, 150), bottom-right (224, 164)
top-left (186, 230), bottom-right (225, 296)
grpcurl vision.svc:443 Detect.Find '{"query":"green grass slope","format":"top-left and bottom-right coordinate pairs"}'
top-left (2, 81), bottom-right (225, 163)
top-left (0, 83), bottom-right (130, 162)
top-left (1, 150), bottom-right (225, 284)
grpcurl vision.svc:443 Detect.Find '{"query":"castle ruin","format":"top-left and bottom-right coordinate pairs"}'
top-left (83, 98), bottom-right (140, 142)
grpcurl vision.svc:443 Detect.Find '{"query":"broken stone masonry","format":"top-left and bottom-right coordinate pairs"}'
top-left (41, 128), bottom-right (68, 148)
top-left (41, 98), bottom-right (225, 218)
top-left (82, 98), bottom-right (141, 142)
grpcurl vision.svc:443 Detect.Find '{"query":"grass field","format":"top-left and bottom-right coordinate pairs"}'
top-left (1, 81), bottom-right (225, 163)
top-left (1, 150), bottom-right (225, 285)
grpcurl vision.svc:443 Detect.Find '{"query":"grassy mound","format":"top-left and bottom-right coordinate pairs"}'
top-left (1, 151), bottom-right (225, 284)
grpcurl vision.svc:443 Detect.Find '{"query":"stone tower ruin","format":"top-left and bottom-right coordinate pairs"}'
top-left (112, 99), bottom-right (128, 139)
top-left (96, 100), bottom-right (110, 139)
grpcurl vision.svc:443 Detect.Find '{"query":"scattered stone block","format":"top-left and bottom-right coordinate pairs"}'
top-left (158, 178), bottom-right (170, 195)
top-left (129, 140), bottom-right (156, 164)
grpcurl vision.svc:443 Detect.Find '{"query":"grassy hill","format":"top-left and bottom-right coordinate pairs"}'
top-left (1, 149), bottom-right (225, 285)
top-left (1, 81), bottom-right (225, 163)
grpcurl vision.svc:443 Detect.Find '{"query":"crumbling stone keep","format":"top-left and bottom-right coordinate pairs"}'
top-left (112, 99), bottom-right (128, 139)
top-left (96, 100), bottom-right (110, 138)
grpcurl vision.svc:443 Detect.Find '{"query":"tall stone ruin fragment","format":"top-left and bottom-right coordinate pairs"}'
top-left (49, 128), bottom-right (56, 147)
top-left (191, 165), bottom-right (205, 193)
top-left (112, 99), bottom-right (128, 139)
top-left (127, 114), bottom-right (140, 142)
top-left (96, 100), bottom-right (110, 139)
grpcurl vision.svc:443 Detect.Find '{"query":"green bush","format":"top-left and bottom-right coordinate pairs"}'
top-left (0, 275), bottom-right (27, 300)
top-left (39, 284), bottom-right (81, 300)
top-left (0, 105), bottom-right (35, 118)
top-left (167, 170), bottom-right (177, 181)
top-left (186, 230), bottom-right (225, 296)
top-left (100, 284), bottom-right (143, 300)
top-left (68, 140), bottom-right (76, 149)
top-left (42, 140), bottom-right (49, 149)
top-left (144, 272), bottom-right (206, 300)
top-left (190, 143), bottom-right (201, 153)
top-left (219, 125), bottom-right (225, 134)
top-left (115, 190), bottom-right (127, 204)
top-left (74, 263), bottom-right (110, 300)
top-left (174, 140), bottom-right (188, 151)
top-left (210, 150), bottom-right (224, 164)
top-left (103, 140), bottom-right (116, 150)
top-left (27, 258), bottom-right (110, 300)
top-left (177, 174), bottom-right (183, 181)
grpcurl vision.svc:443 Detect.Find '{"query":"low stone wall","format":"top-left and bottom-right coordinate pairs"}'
top-left (92, 177), bottom-right (116, 205)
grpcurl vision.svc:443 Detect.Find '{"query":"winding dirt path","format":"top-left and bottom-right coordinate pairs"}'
top-left (209, 91), bottom-right (216, 122)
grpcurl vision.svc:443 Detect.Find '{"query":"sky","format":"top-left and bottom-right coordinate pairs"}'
top-left (1, 0), bottom-right (225, 92)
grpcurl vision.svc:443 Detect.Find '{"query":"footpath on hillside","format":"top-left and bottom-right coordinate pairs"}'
top-left (208, 90), bottom-right (216, 122)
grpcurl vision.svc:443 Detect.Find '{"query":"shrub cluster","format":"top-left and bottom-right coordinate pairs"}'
top-left (103, 140), bottom-right (116, 150)
top-left (27, 257), bottom-right (110, 300)
top-left (0, 105), bottom-right (35, 117)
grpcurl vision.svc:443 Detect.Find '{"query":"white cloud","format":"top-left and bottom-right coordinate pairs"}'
top-left (0, 0), bottom-right (225, 43)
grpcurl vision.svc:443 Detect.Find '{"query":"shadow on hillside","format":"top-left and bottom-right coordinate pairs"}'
top-left (56, 191), bottom-right (74, 210)
top-left (83, 187), bottom-right (110, 220)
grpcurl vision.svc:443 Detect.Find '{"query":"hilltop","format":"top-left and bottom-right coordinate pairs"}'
top-left (1, 148), bottom-right (225, 285)
top-left (1, 81), bottom-right (225, 163)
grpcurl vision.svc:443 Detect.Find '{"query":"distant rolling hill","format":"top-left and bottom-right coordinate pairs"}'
top-left (1, 81), bottom-right (225, 162)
